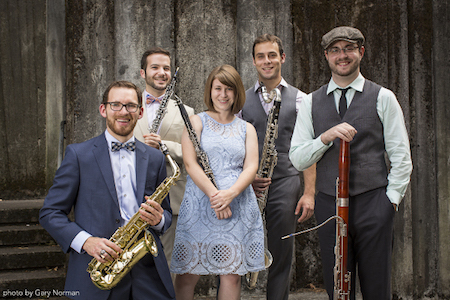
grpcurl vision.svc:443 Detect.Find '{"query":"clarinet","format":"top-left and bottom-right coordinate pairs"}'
top-left (174, 95), bottom-right (218, 188)
top-left (245, 82), bottom-right (279, 289)
top-left (334, 140), bottom-right (351, 299)
top-left (149, 67), bottom-right (179, 134)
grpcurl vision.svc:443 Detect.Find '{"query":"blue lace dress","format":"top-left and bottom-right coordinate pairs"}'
top-left (170, 112), bottom-right (265, 275)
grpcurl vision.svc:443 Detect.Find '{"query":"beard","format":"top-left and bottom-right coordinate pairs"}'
top-left (145, 75), bottom-right (169, 91)
top-left (105, 113), bottom-right (138, 138)
top-left (329, 58), bottom-right (360, 77)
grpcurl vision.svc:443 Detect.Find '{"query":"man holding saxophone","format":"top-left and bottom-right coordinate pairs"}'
top-left (289, 27), bottom-right (413, 300)
top-left (40, 81), bottom-right (175, 299)
top-left (239, 34), bottom-right (316, 300)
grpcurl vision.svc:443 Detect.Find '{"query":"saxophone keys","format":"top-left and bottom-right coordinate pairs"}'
top-left (103, 274), bottom-right (114, 285)
top-left (123, 250), bottom-right (133, 260)
top-left (90, 270), bottom-right (102, 282)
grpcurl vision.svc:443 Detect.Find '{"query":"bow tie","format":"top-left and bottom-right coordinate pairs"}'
top-left (146, 94), bottom-right (164, 104)
top-left (111, 141), bottom-right (136, 152)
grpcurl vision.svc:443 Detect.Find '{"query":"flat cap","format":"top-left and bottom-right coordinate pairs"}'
top-left (321, 26), bottom-right (365, 49)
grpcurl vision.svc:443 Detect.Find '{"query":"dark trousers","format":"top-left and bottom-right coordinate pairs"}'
top-left (315, 187), bottom-right (395, 300)
top-left (107, 254), bottom-right (174, 300)
top-left (266, 175), bottom-right (301, 300)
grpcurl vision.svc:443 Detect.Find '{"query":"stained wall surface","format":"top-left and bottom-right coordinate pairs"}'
top-left (0, 0), bottom-right (449, 298)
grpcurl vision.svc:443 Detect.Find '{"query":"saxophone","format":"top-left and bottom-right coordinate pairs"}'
top-left (174, 95), bottom-right (218, 188)
top-left (245, 82), bottom-right (280, 289)
top-left (86, 143), bottom-right (180, 290)
top-left (149, 67), bottom-right (179, 134)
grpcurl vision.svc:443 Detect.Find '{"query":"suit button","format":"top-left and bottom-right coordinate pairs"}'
top-left (115, 219), bottom-right (120, 224)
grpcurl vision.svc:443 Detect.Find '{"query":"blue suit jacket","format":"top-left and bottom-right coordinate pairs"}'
top-left (39, 133), bottom-right (175, 300)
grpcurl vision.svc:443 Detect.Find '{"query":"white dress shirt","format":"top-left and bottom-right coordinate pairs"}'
top-left (144, 90), bottom-right (164, 134)
top-left (236, 78), bottom-right (307, 118)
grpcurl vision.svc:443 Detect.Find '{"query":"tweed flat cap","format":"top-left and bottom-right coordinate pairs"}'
top-left (321, 26), bottom-right (365, 49)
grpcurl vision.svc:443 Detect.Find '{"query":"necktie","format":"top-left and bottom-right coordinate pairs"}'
top-left (146, 94), bottom-right (163, 104)
top-left (111, 141), bottom-right (136, 152)
top-left (339, 88), bottom-right (350, 119)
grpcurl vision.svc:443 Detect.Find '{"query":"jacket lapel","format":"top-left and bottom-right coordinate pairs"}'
top-left (93, 134), bottom-right (120, 210)
top-left (135, 141), bottom-right (148, 205)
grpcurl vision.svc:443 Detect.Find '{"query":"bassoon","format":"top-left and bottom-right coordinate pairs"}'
top-left (281, 139), bottom-right (351, 299)
top-left (334, 139), bottom-right (351, 299)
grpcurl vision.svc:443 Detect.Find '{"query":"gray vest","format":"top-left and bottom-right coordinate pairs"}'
top-left (312, 80), bottom-right (388, 196)
top-left (242, 84), bottom-right (300, 179)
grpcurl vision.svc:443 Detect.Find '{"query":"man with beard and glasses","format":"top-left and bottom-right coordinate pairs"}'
top-left (40, 81), bottom-right (175, 299)
top-left (289, 26), bottom-right (412, 300)
top-left (134, 47), bottom-right (194, 275)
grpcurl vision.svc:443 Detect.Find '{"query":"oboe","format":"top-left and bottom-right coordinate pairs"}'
top-left (334, 140), bottom-right (351, 300)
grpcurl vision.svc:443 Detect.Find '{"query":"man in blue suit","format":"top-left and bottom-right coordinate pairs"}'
top-left (40, 81), bottom-right (176, 300)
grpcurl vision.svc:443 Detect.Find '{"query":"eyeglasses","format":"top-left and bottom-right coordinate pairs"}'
top-left (106, 102), bottom-right (140, 113)
top-left (327, 46), bottom-right (359, 56)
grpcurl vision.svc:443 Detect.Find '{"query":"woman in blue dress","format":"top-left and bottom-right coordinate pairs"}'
top-left (171, 65), bottom-right (265, 300)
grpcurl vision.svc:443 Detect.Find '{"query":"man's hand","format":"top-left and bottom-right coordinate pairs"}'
top-left (143, 133), bottom-right (162, 149)
top-left (251, 176), bottom-right (271, 198)
top-left (321, 122), bottom-right (357, 145)
top-left (139, 197), bottom-right (164, 226)
top-left (295, 193), bottom-right (315, 223)
top-left (82, 236), bottom-right (122, 263)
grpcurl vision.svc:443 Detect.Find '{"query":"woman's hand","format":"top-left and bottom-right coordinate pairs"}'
top-left (215, 206), bottom-right (232, 220)
top-left (210, 189), bottom-right (237, 219)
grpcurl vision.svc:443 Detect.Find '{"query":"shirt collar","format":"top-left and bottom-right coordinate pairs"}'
top-left (327, 73), bottom-right (365, 95)
top-left (253, 78), bottom-right (288, 93)
top-left (104, 130), bottom-right (135, 151)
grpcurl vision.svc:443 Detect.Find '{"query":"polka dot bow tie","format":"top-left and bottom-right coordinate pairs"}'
top-left (111, 141), bottom-right (135, 152)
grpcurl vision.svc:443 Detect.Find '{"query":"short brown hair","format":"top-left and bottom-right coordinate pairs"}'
top-left (102, 81), bottom-right (142, 106)
top-left (140, 47), bottom-right (171, 71)
top-left (252, 34), bottom-right (284, 58)
top-left (203, 65), bottom-right (246, 114)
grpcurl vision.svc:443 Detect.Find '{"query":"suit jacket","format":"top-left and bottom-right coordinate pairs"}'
top-left (39, 133), bottom-right (175, 300)
top-left (134, 96), bottom-right (194, 215)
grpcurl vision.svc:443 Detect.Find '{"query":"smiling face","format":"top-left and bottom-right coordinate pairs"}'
top-left (99, 87), bottom-right (143, 142)
top-left (252, 41), bottom-right (285, 83)
top-left (140, 53), bottom-right (171, 96)
top-left (210, 78), bottom-right (235, 112)
top-left (325, 40), bottom-right (365, 83)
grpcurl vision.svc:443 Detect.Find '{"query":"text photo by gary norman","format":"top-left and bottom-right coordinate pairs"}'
top-left (2, 289), bottom-right (80, 298)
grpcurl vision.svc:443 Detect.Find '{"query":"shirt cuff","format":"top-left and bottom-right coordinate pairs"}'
top-left (150, 214), bottom-right (165, 232)
top-left (70, 231), bottom-right (92, 253)
top-left (386, 189), bottom-right (402, 211)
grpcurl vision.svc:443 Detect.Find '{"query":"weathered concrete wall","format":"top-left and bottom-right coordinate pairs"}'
top-left (434, 0), bottom-right (450, 297)
top-left (0, 0), bottom-right (449, 298)
top-left (0, 0), bottom-right (47, 198)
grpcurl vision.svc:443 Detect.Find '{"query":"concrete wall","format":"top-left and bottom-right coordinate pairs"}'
top-left (0, 0), bottom-right (449, 298)
top-left (0, 0), bottom-right (47, 198)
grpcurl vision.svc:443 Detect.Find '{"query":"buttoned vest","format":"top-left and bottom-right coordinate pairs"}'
top-left (242, 84), bottom-right (300, 179)
top-left (312, 80), bottom-right (388, 196)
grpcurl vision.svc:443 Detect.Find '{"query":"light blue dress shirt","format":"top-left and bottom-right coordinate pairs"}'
top-left (289, 74), bottom-right (413, 206)
top-left (70, 130), bottom-right (164, 253)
